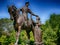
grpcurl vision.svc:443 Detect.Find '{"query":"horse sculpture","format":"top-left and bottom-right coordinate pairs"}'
top-left (8, 5), bottom-right (43, 45)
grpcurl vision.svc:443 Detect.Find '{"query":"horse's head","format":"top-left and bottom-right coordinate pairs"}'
top-left (8, 6), bottom-right (14, 20)
top-left (8, 5), bottom-right (17, 20)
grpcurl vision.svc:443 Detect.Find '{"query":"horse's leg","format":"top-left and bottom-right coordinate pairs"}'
top-left (26, 30), bottom-right (30, 44)
top-left (15, 26), bottom-right (21, 45)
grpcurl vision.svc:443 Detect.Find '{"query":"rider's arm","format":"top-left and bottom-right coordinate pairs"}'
top-left (28, 9), bottom-right (38, 17)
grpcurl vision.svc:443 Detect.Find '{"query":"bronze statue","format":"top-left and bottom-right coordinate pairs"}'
top-left (8, 2), bottom-right (43, 45)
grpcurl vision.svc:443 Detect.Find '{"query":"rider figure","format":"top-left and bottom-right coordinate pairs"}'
top-left (20, 2), bottom-right (38, 26)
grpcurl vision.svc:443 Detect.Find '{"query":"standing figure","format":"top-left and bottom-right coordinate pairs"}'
top-left (34, 17), bottom-right (43, 45)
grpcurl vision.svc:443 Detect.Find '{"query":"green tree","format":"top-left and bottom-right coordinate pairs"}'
top-left (41, 14), bottom-right (60, 45)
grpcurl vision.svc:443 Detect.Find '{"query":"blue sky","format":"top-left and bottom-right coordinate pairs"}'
top-left (0, 0), bottom-right (60, 24)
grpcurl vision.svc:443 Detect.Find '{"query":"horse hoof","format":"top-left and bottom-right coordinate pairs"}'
top-left (14, 43), bottom-right (18, 45)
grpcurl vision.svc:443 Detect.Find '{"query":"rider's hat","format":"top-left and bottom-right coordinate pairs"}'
top-left (25, 2), bottom-right (29, 4)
